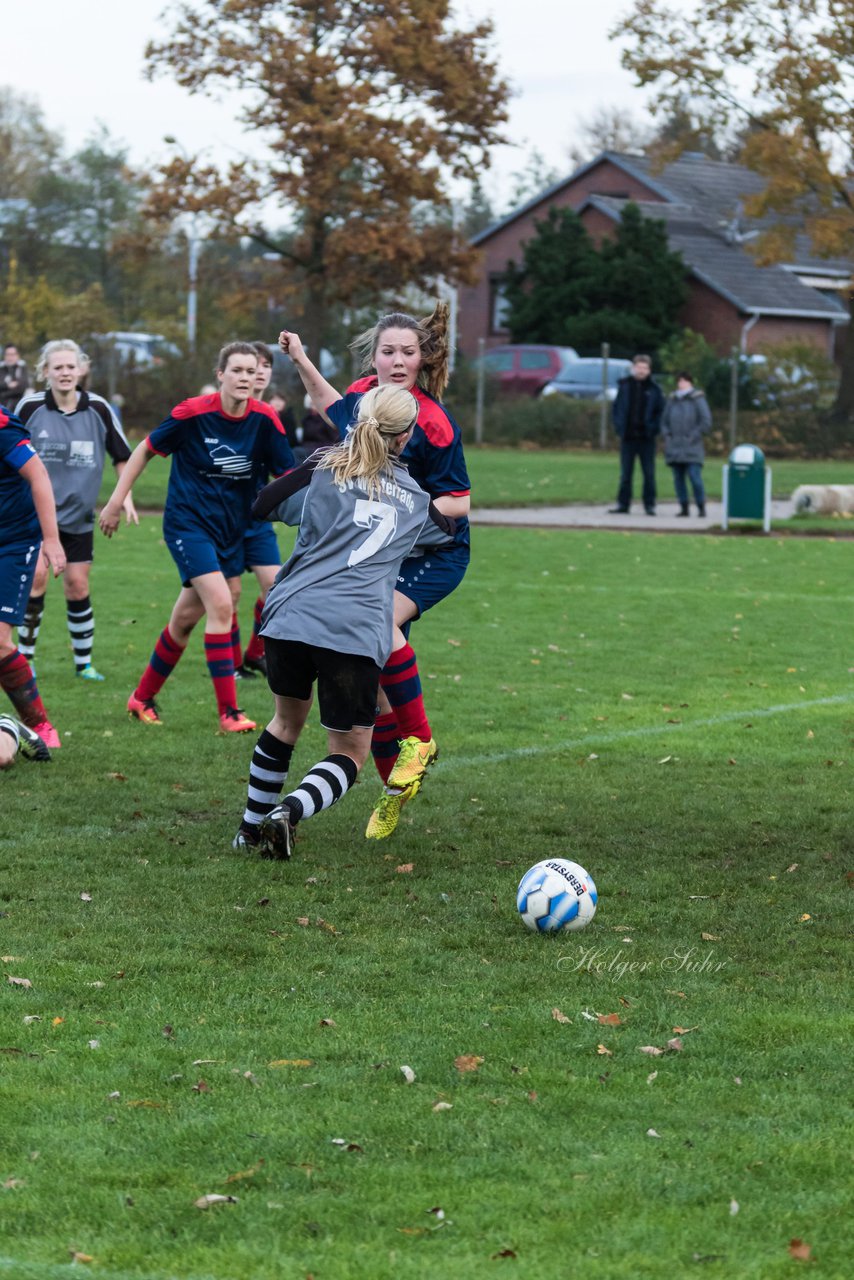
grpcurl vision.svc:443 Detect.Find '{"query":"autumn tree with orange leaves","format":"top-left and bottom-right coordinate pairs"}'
top-left (614, 0), bottom-right (854, 421)
top-left (145, 0), bottom-right (508, 357)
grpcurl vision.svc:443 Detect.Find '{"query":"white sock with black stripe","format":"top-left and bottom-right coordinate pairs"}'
top-left (67, 596), bottom-right (95, 672)
top-left (241, 729), bottom-right (294, 833)
top-left (284, 753), bottom-right (359, 822)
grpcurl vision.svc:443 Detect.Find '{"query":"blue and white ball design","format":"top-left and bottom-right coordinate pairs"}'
top-left (517, 858), bottom-right (598, 933)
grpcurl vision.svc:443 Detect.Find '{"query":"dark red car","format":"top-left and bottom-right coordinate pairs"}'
top-left (479, 344), bottom-right (579, 396)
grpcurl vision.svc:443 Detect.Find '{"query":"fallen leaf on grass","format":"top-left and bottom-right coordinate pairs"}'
top-left (319, 1018), bottom-right (336, 1027)
top-left (786, 863), bottom-right (799, 873)
top-left (646, 1128), bottom-right (662, 1138)
top-left (51, 1017), bottom-right (63, 1027)
top-left (672, 1026), bottom-right (699, 1035)
top-left (79, 893), bottom-right (92, 902)
top-left (596, 1044), bottom-right (612, 1057)
top-left (3, 1178), bottom-right (25, 1189)
top-left (69, 1252), bottom-right (94, 1264)
top-left (192, 1080), bottom-right (210, 1093)
top-left (551, 1007), bottom-right (571, 1024)
top-left (647, 1071), bottom-right (658, 1084)
top-left (243, 1070), bottom-right (260, 1086)
top-left (666, 1037), bottom-right (684, 1052)
top-left (224, 1159), bottom-right (264, 1184)
top-left (268, 1059), bottom-right (313, 1068)
top-left (639, 1046), bottom-right (664, 1057)
top-left (88, 1039), bottom-right (100, 1050)
top-left (432, 1101), bottom-right (453, 1112)
top-left (701, 933), bottom-right (720, 942)
top-left (395, 863), bottom-right (414, 874)
top-left (330, 1139), bottom-right (363, 1152)
top-left (788, 1239), bottom-right (812, 1261)
top-left (492, 1248), bottom-right (518, 1258)
top-left (798, 913), bottom-right (811, 922)
top-left (194, 1194), bottom-right (238, 1209)
top-left (106, 772), bottom-right (127, 782)
top-left (597, 1013), bottom-right (622, 1026)
top-left (400, 1065), bottom-right (416, 1084)
top-left (6, 976), bottom-right (32, 989)
top-left (296, 917), bottom-right (310, 927)
top-left (191, 1059), bottom-right (220, 1066)
top-left (666, 990), bottom-right (687, 998)
top-left (729, 1199), bottom-right (739, 1216)
top-left (22, 1016), bottom-right (40, 1025)
top-left (454, 1054), bottom-right (484, 1073)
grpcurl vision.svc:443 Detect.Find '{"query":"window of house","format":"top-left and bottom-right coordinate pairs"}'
top-left (489, 278), bottom-right (511, 333)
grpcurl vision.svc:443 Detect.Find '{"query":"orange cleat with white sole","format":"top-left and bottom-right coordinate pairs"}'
top-left (219, 707), bottom-right (257, 734)
top-left (127, 692), bottom-right (162, 724)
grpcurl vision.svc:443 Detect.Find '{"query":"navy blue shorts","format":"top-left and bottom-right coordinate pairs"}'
top-left (165, 532), bottom-right (245, 587)
top-left (396, 541), bottom-right (469, 619)
top-left (0, 538), bottom-right (40, 628)
top-left (242, 520), bottom-right (281, 571)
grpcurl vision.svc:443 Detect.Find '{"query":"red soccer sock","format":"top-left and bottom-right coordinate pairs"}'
top-left (136, 625), bottom-right (186, 701)
top-left (0, 649), bottom-right (48, 728)
top-left (244, 596), bottom-right (266, 662)
top-left (379, 642), bottom-right (431, 741)
top-left (204, 630), bottom-right (238, 715)
top-left (370, 711), bottom-right (400, 782)
top-left (230, 612), bottom-right (243, 669)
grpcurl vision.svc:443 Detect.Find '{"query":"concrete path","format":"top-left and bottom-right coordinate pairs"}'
top-left (470, 498), bottom-right (797, 531)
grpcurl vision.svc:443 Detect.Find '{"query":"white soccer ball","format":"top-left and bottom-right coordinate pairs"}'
top-left (517, 858), bottom-right (598, 933)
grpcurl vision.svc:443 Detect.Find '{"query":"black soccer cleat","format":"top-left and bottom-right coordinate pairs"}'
top-left (15, 720), bottom-right (52, 763)
top-left (241, 655), bottom-right (268, 679)
top-left (259, 803), bottom-right (297, 860)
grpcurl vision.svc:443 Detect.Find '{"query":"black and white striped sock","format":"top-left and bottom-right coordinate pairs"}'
top-left (66, 596), bottom-right (95, 672)
top-left (241, 730), bottom-right (294, 832)
top-left (284, 753), bottom-right (358, 822)
top-left (17, 594), bottom-right (45, 662)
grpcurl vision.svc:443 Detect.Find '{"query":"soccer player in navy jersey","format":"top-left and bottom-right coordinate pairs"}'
top-left (99, 342), bottom-right (295, 733)
top-left (0, 407), bottom-right (66, 748)
top-left (232, 341), bottom-right (283, 681)
top-left (232, 382), bottom-right (456, 859)
top-left (279, 304), bottom-right (470, 838)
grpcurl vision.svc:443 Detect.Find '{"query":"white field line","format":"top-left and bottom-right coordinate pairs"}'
top-left (453, 694), bottom-right (854, 768)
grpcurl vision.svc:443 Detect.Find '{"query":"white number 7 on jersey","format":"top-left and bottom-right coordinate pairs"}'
top-left (348, 498), bottom-right (399, 567)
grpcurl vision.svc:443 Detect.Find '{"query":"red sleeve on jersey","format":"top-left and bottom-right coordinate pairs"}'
top-left (249, 398), bottom-right (287, 434)
top-left (346, 375), bottom-right (378, 395)
top-left (0, 409), bottom-right (9, 428)
top-left (413, 390), bottom-right (455, 447)
top-left (171, 393), bottom-right (220, 420)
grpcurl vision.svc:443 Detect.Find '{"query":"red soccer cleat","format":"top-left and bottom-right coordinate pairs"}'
top-left (127, 692), bottom-right (162, 724)
top-left (30, 719), bottom-right (61, 749)
top-left (219, 707), bottom-right (257, 734)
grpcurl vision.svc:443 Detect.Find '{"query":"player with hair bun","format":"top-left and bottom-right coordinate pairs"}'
top-left (233, 367), bottom-right (456, 859)
top-left (287, 303), bottom-right (470, 838)
top-left (99, 341), bottom-right (294, 733)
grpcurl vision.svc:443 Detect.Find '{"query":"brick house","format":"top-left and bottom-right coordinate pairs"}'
top-left (458, 151), bottom-right (850, 360)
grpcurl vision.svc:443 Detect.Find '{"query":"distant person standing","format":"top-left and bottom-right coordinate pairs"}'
top-left (0, 344), bottom-right (29, 412)
top-left (16, 340), bottom-right (137, 681)
top-left (609, 354), bottom-right (665, 516)
top-left (661, 371), bottom-right (712, 517)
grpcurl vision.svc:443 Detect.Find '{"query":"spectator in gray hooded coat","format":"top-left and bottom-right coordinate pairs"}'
top-left (661, 371), bottom-right (712, 517)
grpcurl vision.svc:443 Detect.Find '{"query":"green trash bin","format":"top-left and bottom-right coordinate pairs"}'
top-left (722, 444), bottom-right (772, 533)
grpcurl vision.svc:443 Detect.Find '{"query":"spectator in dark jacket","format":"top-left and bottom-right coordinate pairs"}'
top-left (661, 371), bottom-right (712, 517)
top-left (608, 354), bottom-right (665, 516)
top-left (0, 344), bottom-right (29, 412)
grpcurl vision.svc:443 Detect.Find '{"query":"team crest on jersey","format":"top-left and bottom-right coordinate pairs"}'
top-left (209, 443), bottom-right (252, 477)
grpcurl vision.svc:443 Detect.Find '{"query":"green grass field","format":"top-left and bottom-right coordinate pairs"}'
top-left (2, 519), bottom-right (852, 1278)
top-left (110, 445), bottom-right (854, 514)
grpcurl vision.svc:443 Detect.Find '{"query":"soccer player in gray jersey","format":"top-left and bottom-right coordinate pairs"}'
top-left (16, 340), bottom-right (137, 680)
top-left (233, 381), bottom-right (456, 860)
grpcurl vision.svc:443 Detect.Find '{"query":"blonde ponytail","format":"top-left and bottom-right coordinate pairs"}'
top-left (316, 385), bottom-right (417, 498)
